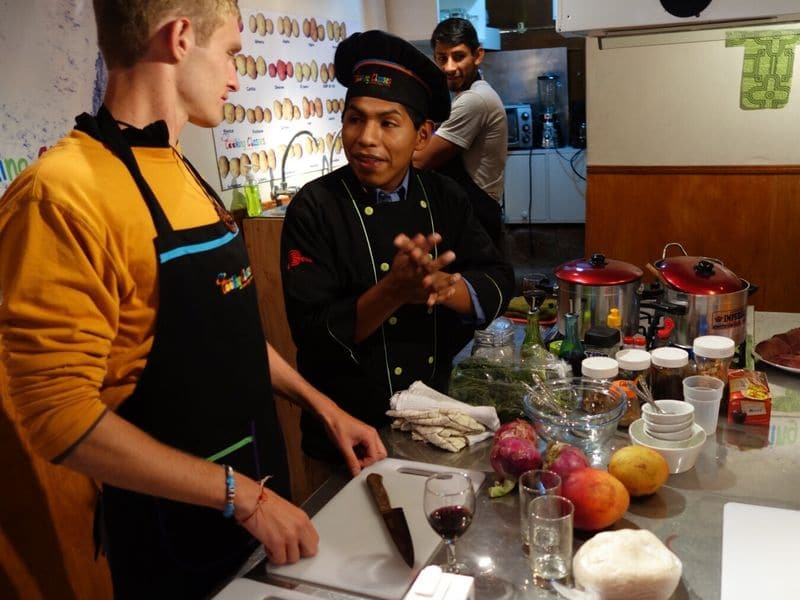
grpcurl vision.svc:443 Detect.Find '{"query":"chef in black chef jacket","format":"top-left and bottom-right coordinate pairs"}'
top-left (281, 30), bottom-right (515, 482)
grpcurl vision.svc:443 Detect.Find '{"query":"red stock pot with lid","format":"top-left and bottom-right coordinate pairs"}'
top-left (652, 243), bottom-right (755, 345)
top-left (554, 253), bottom-right (643, 339)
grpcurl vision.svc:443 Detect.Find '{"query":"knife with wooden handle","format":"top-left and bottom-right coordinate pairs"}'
top-left (366, 473), bottom-right (415, 568)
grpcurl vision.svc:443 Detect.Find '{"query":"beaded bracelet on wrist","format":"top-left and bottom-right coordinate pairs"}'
top-left (222, 464), bottom-right (236, 519)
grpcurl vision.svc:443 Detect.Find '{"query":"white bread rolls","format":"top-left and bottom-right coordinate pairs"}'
top-left (573, 529), bottom-right (682, 600)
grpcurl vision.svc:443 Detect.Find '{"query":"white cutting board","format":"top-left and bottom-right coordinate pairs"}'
top-left (269, 458), bottom-right (485, 600)
top-left (721, 502), bottom-right (800, 600)
top-left (212, 578), bottom-right (338, 600)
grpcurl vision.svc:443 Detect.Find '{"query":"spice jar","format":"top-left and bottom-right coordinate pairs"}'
top-left (613, 349), bottom-right (652, 427)
top-left (650, 347), bottom-right (690, 400)
top-left (584, 325), bottom-right (621, 358)
top-left (581, 356), bottom-right (620, 414)
top-left (693, 335), bottom-right (736, 407)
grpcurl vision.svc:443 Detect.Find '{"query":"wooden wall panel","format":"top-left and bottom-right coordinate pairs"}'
top-left (585, 167), bottom-right (800, 312)
top-left (243, 217), bottom-right (312, 505)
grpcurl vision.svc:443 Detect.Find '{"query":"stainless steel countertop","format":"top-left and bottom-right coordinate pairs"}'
top-left (232, 311), bottom-right (800, 600)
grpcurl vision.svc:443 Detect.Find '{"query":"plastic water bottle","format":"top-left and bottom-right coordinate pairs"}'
top-left (243, 166), bottom-right (262, 217)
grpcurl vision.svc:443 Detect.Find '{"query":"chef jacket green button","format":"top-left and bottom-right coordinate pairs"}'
top-left (428, 356), bottom-right (434, 364)
top-left (427, 307), bottom-right (433, 315)
top-left (380, 262), bottom-right (390, 272)
top-left (388, 316), bottom-right (398, 325)
top-left (420, 200), bottom-right (428, 208)
top-left (364, 206), bottom-right (374, 216)
top-left (394, 367), bottom-right (403, 376)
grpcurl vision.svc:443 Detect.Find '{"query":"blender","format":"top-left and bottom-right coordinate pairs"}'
top-left (537, 74), bottom-right (560, 148)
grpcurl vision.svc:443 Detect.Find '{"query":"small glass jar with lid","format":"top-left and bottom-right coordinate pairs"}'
top-left (613, 349), bottom-right (652, 426)
top-left (470, 317), bottom-right (516, 364)
top-left (693, 335), bottom-right (735, 382)
top-left (650, 347), bottom-right (690, 400)
top-left (693, 335), bottom-right (736, 408)
top-left (581, 356), bottom-right (620, 414)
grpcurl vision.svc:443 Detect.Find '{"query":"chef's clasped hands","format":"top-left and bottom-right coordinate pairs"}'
top-left (390, 232), bottom-right (462, 307)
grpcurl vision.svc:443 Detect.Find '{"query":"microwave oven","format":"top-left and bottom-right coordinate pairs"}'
top-left (505, 104), bottom-right (534, 149)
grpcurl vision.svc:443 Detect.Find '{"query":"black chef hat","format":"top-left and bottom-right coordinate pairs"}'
top-left (335, 30), bottom-right (450, 123)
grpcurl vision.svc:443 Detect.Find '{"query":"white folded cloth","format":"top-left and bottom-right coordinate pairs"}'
top-left (386, 382), bottom-right (499, 452)
top-left (389, 381), bottom-right (500, 431)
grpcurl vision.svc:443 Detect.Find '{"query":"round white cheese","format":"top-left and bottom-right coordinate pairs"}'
top-left (573, 529), bottom-right (682, 600)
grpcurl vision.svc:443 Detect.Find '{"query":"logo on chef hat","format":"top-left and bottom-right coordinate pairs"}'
top-left (358, 72), bottom-right (393, 87)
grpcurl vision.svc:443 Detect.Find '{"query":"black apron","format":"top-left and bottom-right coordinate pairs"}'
top-left (438, 156), bottom-right (503, 250)
top-left (75, 107), bottom-right (289, 599)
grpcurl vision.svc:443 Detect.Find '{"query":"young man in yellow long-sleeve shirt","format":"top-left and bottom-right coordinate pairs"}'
top-left (0, 1), bottom-right (385, 597)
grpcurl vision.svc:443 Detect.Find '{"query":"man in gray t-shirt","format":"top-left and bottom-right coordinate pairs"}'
top-left (413, 17), bottom-right (507, 247)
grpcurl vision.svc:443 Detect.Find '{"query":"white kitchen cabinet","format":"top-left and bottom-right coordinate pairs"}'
top-left (503, 148), bottom-right (586, 224)
top-left (384, 0), bottom-right (500, 49)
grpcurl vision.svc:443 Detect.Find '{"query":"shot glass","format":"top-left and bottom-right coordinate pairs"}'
top-left (519, 469), bottom-right (562, 553)
top-left (683, 375), bottom-right (724, 434)
top-left (528, 495), bottom-right (574, 583)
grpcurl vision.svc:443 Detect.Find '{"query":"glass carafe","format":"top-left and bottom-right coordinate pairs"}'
top-left (537, 74), bottom-right (559, 114)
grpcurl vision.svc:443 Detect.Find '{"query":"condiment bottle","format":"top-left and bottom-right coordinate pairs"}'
top-left (693, 335), bottom-right (736, 407)
top-left (613, 349), bottom-right (652, 427)
top-left (606, 308), bottom-right (623, 352)
top-left (243, 165), bottom-right (263, 217)
top-left (650, 347), bottom-right (690, 400)
top-left (559, 312), bottom-right (586, 374)
top-left (584, 325), bottom-right (621, 358)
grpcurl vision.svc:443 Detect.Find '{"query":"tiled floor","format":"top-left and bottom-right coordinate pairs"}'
top-left (504, 223), bottom-right (585, 292)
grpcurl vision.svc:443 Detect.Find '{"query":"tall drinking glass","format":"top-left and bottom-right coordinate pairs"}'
top-left (529, 495), bottom-right (574, 583)
top-left (424, 472), bottom-right (476, 575)
top-left (519, 469), bottom-right (562, 554)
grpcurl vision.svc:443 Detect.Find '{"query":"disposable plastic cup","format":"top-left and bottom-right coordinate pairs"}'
top-left (683, 375), bottom-right (724, 434)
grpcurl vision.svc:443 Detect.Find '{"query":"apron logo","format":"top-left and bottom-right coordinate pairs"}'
top-left (216, 266), bottom-right (253, 294)
top-left (287, 249), bottom-right (313, 269)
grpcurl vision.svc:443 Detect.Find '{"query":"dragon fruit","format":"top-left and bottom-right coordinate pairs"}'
top-left (489, 435), bottom-right (542, 497)
top-left (542, 441), bottom-right (589, 482)
top-left (493, 419), bottom-right (538, 445)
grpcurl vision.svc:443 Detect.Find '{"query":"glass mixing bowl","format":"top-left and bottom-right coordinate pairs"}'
top-left (522, 377), bottom-right (626, 462)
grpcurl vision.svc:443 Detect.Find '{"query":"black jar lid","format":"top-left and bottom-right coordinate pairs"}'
top-left (584, 325), bottom-right (621, 347)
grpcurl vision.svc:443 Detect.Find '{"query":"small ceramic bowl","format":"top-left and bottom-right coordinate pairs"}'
top-left (643, 416), bottom-right (694, 433)
top-left (629, 419), bottom-right (706, 474)
top-left (644, 423), bottom-right (694, 441)
top-left (641, 400), bottom-right (695, 425)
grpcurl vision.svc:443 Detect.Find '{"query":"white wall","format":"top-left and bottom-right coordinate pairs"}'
top-left (585, 24), bottom-right (800, 165)
top-left (181, 0), bottom-right (387, 206)
top-left (0, 0), bottom-right (100, 193)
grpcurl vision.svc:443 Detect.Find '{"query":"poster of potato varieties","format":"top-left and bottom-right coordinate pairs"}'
top-left (213, 8), bottom-right (360, 192)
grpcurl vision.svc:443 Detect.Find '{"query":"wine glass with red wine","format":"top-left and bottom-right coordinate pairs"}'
top-left (424, 472), bottom-right (475, 574)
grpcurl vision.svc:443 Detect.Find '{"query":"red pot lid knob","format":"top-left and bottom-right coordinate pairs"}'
top-left (555, 253), bottom-right (643, 285)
